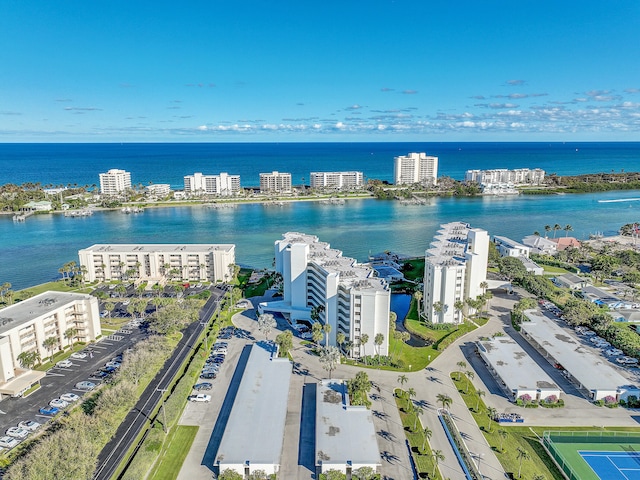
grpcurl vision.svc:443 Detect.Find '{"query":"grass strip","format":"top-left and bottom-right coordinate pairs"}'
top-left (148, 426), bottom-right (199, 480)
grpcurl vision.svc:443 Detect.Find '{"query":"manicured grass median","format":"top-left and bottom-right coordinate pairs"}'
top-left (149, 426), bottom-right (199, 480)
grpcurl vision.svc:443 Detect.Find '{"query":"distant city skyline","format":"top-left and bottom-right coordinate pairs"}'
top-left (1, 1), bottom-right (639, 142)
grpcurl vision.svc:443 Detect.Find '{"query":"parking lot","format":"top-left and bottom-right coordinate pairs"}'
top-left (0, 319), bottom-right (149, 451)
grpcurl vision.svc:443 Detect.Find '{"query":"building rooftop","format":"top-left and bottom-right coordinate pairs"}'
top-left (522, 310), bottom-right (633, 391)
top-left (216, 342), bottom-right (292, 469)
top-left (425, 222), bottom-right (471, 266)
top-left (315, 380), bottom-right (380, 469)
top-left (0, 291), bottom-right (94, 336)
top-left (281, 233), bottom-right (388, 293)
top-left (493, 236), bottom-right (528, 250)
top-left (80, 243), bottom-right (235, 253)
top-left (477, 337), bottom-right (558, 391)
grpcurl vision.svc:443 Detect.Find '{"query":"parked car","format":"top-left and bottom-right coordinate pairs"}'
top-left (212, 348), bottom-right (227, 355)
top-left (91, 370), bottom-right (109, 379)
top-left (49, 398), bottom-right (69, 409)
top-left (583, 330), bottom-right (597, 336)
top-left (56, 360), bottom-right (73, 368)
top-left (70, 352), bottom-right (87, 359)
top-left (75, 381), bottom-right (96, 391)
top-left (0, 436), bottom-right (19, 449)
top-left (188, 394), bottom-right (211, 403)
top-left (18, 420), bottom-right (41, 431)
top-left (616, 356), bottom-right (639, 365)
top-left (605, 349), bottom-right (624, 356)
top-left (60, 393), bottom-right (80, 403)
top-left (194, 382), bottom-right (212, 391)
top-left (6, 427), bottom-right (29, 439)
top-left (38, 406), bottom-right (59, 416)
top-left (200, 372), bottom-right (217, 379)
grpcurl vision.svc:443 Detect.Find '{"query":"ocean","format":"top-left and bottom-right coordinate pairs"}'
top-left (1, 142), bottom-right (640, 290)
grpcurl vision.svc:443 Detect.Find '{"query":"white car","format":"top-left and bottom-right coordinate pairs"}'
top-left (5, 427), bottom-right (29, 439)
top-left (605, 349), bottom-right (624, 356)
top-left (60, 393), bottom-right (80, 403)
top-left (0, 436), bottom-right (19, 449)
top-left (188, 394), bottom-right (211, 403)
top-left (583, 330), bottom-right (597, 336)
top-left (616, 356), bottom-right (639, 365)
top-left (49, 398), bottom-right (69, 409)
top-left (18, 420), bottom-right (41, 432)
top-left (56, 360), bottom-right (73, 368)
top-left (75, 381), bottom-right (96, 391)
top-left (70, 352), bottom-right (87, 359)
top-left (212, 348), bottom-right (227, 355)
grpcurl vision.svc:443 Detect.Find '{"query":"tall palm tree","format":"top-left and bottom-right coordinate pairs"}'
top-left (480, 281), bottom-right (488, 295)
top-left (498, 429), bottom-right (508, 452)
top-left (397, 374), bottom-right (408, 390)
top-left (431, 450), bottom-right (445, 477)
top-left (421, 426), bottom-right (433, 453)
top-left (564, 224), bottom-right (573, 237)
top-left (475, 389), bottom-right (485, 412)
top-left (487, 407), bottom-right (497, 432)
top-left (323, 322), bottom-right (332, 346)
top-left (454, 300), bottom-right (465, 324)
top-left (516, 447), bottom-right (530, 478)
top-left (360, 333), bottom-right (369, 364)
top-left (374, 333), bottom-right (384, 363)
top-left (436, 393), bottom-right (452, 410)
top-left (412, 404), bottom-right (424, 431)
top-left (406, 387), bottom-right (416, 411)
top-left (553, 223), bottom-right (561, 238)
top-left (432, 301), bottom-right (445, 323)
top-left (63, 327), bottom-right (77, 349)
top-left (544, 225), bottom-right (551, 237)
top-left (414, 290), bottom-right (423, 319)
top-left (336, 332), bottom-right (346, 352)
top-left (456, 361), bottom-right (467, 380)
top-left (465, 370), bottom-right (475, 393)
top-left (43, 336), bottom-right (59, 361)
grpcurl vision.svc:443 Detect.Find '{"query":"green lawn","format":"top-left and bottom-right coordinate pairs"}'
top-left (542, 265), bottom-right (574, 275)
top-left (149, 426), bottom-right (199, 480)
top-left (402, 258), bottom-right (425, 282)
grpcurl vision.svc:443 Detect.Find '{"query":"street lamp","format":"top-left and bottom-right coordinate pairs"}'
top-left (156, 387), bottom-right (168, 434)
top-left (477, 452), bottom-right (485, 475)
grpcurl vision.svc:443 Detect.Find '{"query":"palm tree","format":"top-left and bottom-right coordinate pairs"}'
top-left (456, 361), bottom-right (467, 380)
top-left (564, 224), bottom-right (573, 237)
top-left (312, 322), bottom-right (324, 347)
top-left (553, 223), bottom-right (561, 238)
top-left (498, 429), bottom-right (508, 452)
top-left (465, 370), bottom-right (475, 393)
top-left (323, 322), bottom-right (332, 346)
top-left (374, 333), bottom-right (384, 363)
top-left (487, 407), bottom-right (497, 432)
top-left (432, 301), bottom-right (445, 322)
top-left (360, 333), bottom-right (369, 364)
top-left (17, 351), bottom-right (38, 369)
top-left (431, 450), bottom-right (445, 477)
top-left (421, 426), bottom-right (433, 453)
top-left (104, 301), bottom-right (115, 318)
top-left (480, 281), bottom-right (488, 295)
top-left (336, 332), bottom-right (346, 352)
top-left (516, 447), bottom-right (530, 478)
top-left (412, 404), bottom-right (424, 431)
top-left (63, 327), bottom-right (77, 349)
top-left (397, 374), bottom-right (408, 390)
top-left (319, 346), bottom-right (341, 379)
top-left (43, 336), bottom-right (59, 361)
top-left (544, 224), bottom-right (551, 237)
top-left (436, 393), bottom-right (452, 410)
top-left (406, 387), bottom-right (416, 411)
top-left (414, 290), bottom-right (423, 319)
top-left (475, 389), bottom-right (485, 412)
top-left (454, 300), bottom-right (465, 324)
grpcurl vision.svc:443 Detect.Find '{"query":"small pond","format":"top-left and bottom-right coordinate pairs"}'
top-left (390, 293), bottom-right (430, 347)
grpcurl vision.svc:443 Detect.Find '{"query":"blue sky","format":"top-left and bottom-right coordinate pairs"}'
top-left (1, 1), bottom-right (639, 142)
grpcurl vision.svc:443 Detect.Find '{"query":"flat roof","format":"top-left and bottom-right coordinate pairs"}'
top-left (80, 243), bottom-right (235, 253)
top-left (0, 291), bottom-right (92, 336)
top-left (477, 337), bottom-right (558, 391)
top-left (316, 380), bottom-right (380, 468)
top-left (494, 236), bottom-right (528, 249)
top-left (522, 310), bottom-right (634, 391)
top-left (216, 343), bottom-right (292, 469)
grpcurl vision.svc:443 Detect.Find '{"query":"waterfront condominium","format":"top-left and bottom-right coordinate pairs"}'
top-left (309, 171), bottom-right (363, 190)
top-left (394, 152), bottom-right (438, 186)
top-left (423, 222), bottom-right (489, 324)
top-left (260, 232), bottom-right (390, 359)
top-left (259, 171), bottom-right (292, 193)
top-left (465, 168), bottom-right (545, 185)
top-left (99, 168), bottom-right (132, 195)
top-left (0, 291), bottom-right (101, 399)
top-left (78, 244), bottom-right (236, 283)
top-left (183, 172), bottom-right (241, 196)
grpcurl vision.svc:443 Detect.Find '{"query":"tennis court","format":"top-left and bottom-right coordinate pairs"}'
top-left (580, 450), bottom-right (640, 480)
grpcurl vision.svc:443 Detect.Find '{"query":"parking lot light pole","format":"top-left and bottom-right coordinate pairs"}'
top-left (156, 388), bottom-right (168, 434)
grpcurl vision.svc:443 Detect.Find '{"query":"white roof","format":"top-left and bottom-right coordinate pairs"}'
top-left (477, 337), bottom-right (558, 392)
top-left (316, 380), bottom-right (380, 469)
top-left (521, 310), bottom-right (634, 392)
top-left (80, 243), bottom-right (235, 254)
top-left (216, 343), bottom-right (292, 469)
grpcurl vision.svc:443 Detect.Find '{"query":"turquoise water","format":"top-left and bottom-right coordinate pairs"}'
top-left (3, 189), bottom-right (639, 289)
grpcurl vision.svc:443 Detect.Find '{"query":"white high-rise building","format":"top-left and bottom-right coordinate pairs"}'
top-left (394, 152), bottom-right (438, 185)
top-left (423, 222), bottom-right (489, 324)
top-left (99, 169), bottom-right (132, 195)
top-left (310, 171), bottom-right (363, 190)
top-left (78, 244), bottom-right (236, 283)
top-left (183, 172), bottom-right (241, 196)
top-left (260, 171), bottom-right (292, 193)
top-left (260, 233), bottom-right (390, 359)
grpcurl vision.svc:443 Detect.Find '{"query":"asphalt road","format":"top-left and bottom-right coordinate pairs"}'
top-left (92, 286), bottom-right (227, 480)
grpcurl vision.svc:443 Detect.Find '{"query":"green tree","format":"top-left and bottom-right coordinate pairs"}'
top-left (406, 387), bottom-right (416, 411)
top-left (319, 346), bottom-right (341, 379)
top-left (352, 466), bottom-right (376, 480)
top-left (247, 469), bottom-right (269, 480)
top-left (516, 446), bottom-right (530, 478)
top-left (432, 301), bottom-right (445, 322)
top-left (312, 322), bottom-right (324, 346)
top-left (436, 393), bottom-right (452, 410)
top-left (17, 350), bottom-right (39, 369)
top-left (323, 470), bottom-right (346, 480)
top-left (347, 371), bottom-right (371, 406)
top-left (421, 426), bottom-right (432, 453)
top-left (456, 361), bottom-right (467, 380)
top-left (336, 331), bottom-right (346, 351)
top-left (454, 299), bottom-right (465, 323)
top-left (397, 374), bottom-right (408, 389)
top-left (475, 389), bottom-right (485, 412)
top-left (553, 223), bottom-right (561, 238)
top-left (360, 333), bottom-right (369, 364)
top-left (412, 404), bottom-right (424, 431)
top-left (218, 469), bottom-right (243, 480)
top-left (257, 313), bottom-right (277, 341)
top-left (42, 336), bottom-right (59, 361)
top-left (63, 327), bottom-right (77, 349)
top-left (275, 330), bottom-right (293, 357)
top-left (465, 370), bottom-right (475, 393)
top-left (498, 429), bottom-right (508, 452)
top-left (104, 301), bottom-right (115, 319)
top-left (431, 449), bottom-right (445, 477)
top-left (374, 332), bottom-right (384, 363)
top-left (487, 407), bottom-right (497, 432)
top-left (564, 224), bottom-right (573, 237)
top-left (414, 290), bottom-right (423, 319)
top-left (323, 322), bottom-right (332, 346)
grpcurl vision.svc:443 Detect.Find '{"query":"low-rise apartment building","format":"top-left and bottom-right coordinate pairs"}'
top-left (0, 291), bottom-right (101, 398)
top-left (310, 171), bottom-right (363, 190)
top-left (465, 168), bottom-right (545, 185)
top-left (260, 171), bottom-right (292, 193)
top-left (78, 244), bottom-right (236, 283)
top-left (184, 172), bottom-right (241, 196)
